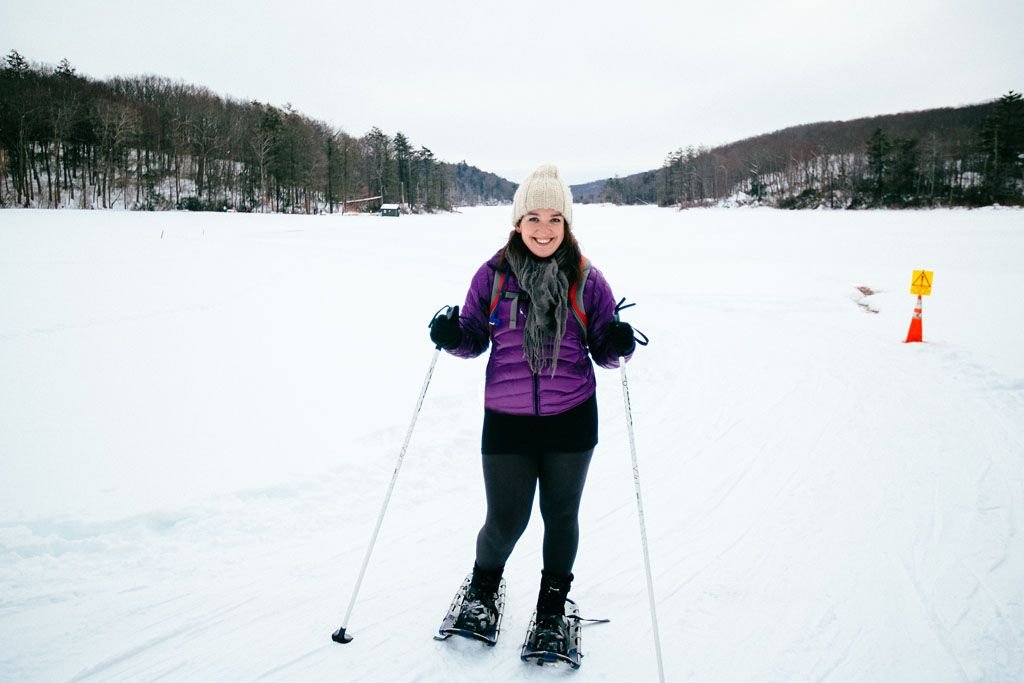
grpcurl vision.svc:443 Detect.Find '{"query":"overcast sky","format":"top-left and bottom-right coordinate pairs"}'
top-left (2, 0), bottom-right (1021, 185)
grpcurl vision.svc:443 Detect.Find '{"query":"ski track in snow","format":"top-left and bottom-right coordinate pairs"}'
top-left (1, 205), bottom-right (1023, 682)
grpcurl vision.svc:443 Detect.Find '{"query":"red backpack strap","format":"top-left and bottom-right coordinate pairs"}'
top-left (569, 257), bottom-right (592, 343)
top-left (488, 268), bottom-right (508, 329)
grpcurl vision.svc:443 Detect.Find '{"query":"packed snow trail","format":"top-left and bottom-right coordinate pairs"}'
top-left (1, 206), bottom-right (1022, 682)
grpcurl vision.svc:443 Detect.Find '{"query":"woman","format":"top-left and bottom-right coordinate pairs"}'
top-left (429, 164), bottom-right (636, 655)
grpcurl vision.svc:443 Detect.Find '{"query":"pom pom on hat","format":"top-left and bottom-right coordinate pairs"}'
top-left (511, 164), bottom-right (573, 228)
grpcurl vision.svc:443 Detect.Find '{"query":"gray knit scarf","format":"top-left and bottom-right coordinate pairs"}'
top-left (505, 244), bottom-right (571, 376)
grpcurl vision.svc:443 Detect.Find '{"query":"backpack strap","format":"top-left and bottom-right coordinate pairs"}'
top-left (488, 266), bottom-right (509, 330)
top-left (488, 265), bottom-right (525, 331)
top-left (490, 258), bottom-right (590, 340)
top-left (505, 290), bottom-right (524, 329)
top-left (568, 256), bottom-right (592, 343)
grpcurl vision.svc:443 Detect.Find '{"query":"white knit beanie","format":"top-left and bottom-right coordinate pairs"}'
top-left (511, 164), bottom-right (573, 228)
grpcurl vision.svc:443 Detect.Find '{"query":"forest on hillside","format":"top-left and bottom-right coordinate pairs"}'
top-left (0, 51), bottom-right (516, 212)
top-left (4, 48), bottom-right (1019, 214)
top-left (580, 93), bottom-right (1023, 209)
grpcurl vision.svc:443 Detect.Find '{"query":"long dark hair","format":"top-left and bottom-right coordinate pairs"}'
top-left (498, 222), bottom-right (584, 285)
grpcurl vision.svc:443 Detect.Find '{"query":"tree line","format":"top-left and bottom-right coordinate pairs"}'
top-left (0, 51), bottom-right (516, 212)
top-left (577, 93), bottom-right (1023, 209)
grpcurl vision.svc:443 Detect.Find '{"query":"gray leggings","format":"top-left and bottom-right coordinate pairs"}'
top-left (475, 449), bottom-right (594, 576)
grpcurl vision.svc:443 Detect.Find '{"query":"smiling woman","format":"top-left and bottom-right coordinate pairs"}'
top-left (426, 164), bottom-right (639, 664)
top-left (517, 208), bottom-right (565, 258)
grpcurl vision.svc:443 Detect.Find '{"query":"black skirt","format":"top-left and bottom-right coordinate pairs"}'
top-left (481, 393), bottom-right (598, 455)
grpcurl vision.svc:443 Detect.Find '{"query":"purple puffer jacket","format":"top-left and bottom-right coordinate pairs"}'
top-left (448, 251), bottom-right (629, 416)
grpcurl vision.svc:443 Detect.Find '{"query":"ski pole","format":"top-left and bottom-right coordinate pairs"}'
top-left (333, 309), bottom-right (452, 644)
top-left (619, 358), bottom-right (665, 682)
top-left (615, 300), bottom-right (664, 682)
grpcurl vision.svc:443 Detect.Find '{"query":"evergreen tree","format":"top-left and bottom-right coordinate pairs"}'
top-left (980, 91), bottom-right (1024, 203)
top-left (865, 128), bottom-right (889, 205)
top-left (888, 137), bottom-right (920, 205)
top-left (3, 50), bottom-right (29, 76)
top-left (55, 58), bottom-right (76, 78)
top-left (364, 126), bottom-right (396, 202)
top-left (393, 131), bottom-right (412, 205)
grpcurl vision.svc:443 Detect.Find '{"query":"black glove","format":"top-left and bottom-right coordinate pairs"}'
top-left (429, 305), bottom-right (463, 349)
top-left (607, 321), bottom-right (636, 356)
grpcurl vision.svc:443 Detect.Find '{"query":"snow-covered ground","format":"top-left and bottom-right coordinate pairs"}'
top-left (1, 205), bottom-right (1022, 682)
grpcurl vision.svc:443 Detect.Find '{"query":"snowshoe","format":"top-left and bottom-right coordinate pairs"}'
top-left (520, 599), bottom-right (583, 669)
top-left (434, 572), bottom-right (506, 646)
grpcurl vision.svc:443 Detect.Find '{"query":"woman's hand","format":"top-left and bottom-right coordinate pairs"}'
top-left (607, 321), bottom-right (636, 356)
top-left (429, 305), bottom-right (463, 349)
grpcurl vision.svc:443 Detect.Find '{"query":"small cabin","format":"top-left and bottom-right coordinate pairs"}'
top-left (380, 203), bottom-right (401, 217)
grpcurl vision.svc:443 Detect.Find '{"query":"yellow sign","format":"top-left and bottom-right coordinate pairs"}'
top-left (910, 270), bottom-right (934, 296)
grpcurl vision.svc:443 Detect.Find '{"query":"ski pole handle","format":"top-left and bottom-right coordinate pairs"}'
top-left (428, 305), bottom-right (460, 351)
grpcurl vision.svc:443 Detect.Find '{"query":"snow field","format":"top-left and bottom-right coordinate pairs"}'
top-left (1, 205), bottom-right (1022, 681)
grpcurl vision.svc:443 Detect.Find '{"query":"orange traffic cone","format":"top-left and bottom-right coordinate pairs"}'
top-left (905, 295), bottom-right (923, 343)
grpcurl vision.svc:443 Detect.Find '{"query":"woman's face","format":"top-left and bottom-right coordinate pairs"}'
top-left (516, 208), bottom-right (566, 259)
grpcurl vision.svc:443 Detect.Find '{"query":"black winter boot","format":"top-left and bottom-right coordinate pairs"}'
top-left (453, 563), bottom-right (503, 635)
top-left (531, 570), bottom-right (573, 654)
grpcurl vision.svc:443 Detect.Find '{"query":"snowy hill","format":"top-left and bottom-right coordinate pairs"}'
top-left (1, 205), bottom-right (1022, 682)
